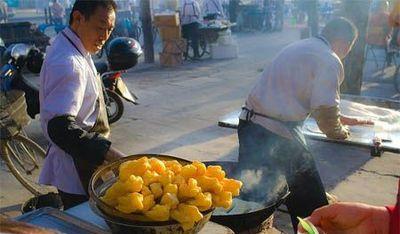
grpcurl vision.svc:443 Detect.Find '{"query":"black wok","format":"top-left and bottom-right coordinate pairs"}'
top-left (205, 161), bottom-right (290, 233)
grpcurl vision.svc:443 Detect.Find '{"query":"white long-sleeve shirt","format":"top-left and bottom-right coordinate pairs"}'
top-left (39, 27), bottom-right (101, 195)
top-left (241, 36), bottom-right (344, 139)
top-left (180, 0), bottom-right (202, 25)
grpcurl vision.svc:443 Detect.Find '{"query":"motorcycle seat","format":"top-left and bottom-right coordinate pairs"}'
top-left (94, 61), bottom-right (109, 75)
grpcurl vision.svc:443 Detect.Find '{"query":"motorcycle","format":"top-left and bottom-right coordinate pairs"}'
top-left (95, 36), bottom-right (143, 124)
top-left (95, 61), bottom-right (139, 124)
top-left (0, 37), bottom-right (142, 124)
top-left (0, 43), bottom-right (42, 119)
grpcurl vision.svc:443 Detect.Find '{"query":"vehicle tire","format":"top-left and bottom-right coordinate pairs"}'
top-left (2, 133), bottom-right (52, 195)
top-left (394, 66), bottom-right (400, 93)
top-left (106, 89), bottom-right (124, 124)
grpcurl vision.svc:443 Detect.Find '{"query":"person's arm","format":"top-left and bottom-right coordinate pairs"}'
top-left (340, 115), bottom-right (374, 126)
top-left (202, 0), bottom-right (208, 16)
top-left (217, 0), bottom-right (225, 17)
top-left (310, 58), bottom-right (348, 140)
top-left (195, 1), bottom-right (202, 20)
top-left (47, 115), bottom-right (112, 165)
top-left (311, 106), bottom-right (349, 140)
top-left (299, 202), bottom-right (390, 234)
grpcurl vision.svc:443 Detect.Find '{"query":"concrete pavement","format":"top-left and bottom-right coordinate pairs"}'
top-left (0, 27), bottom-right (399, 233)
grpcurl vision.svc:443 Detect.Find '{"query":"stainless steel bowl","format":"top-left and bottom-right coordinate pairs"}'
top-left (89, 154), bottom-right (214, 234)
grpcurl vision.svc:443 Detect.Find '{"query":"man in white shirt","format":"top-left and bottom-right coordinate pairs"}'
top-left (237, 17), bottom-right (373, 232)
top-left (39, 0), bottom-right (124, 209)
top-left (202, 0), bottom-right (225, 19)
top-left (180, 0), bottom-right (202, 58)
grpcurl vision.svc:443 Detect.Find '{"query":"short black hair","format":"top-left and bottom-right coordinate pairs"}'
top-left (69, 0), bottom-right (117, 25)
top-left (321, 17), bottom-right (358, 44)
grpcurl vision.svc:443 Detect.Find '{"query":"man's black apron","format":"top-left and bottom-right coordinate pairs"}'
top-left (238, 107), bottom-right (328, 230)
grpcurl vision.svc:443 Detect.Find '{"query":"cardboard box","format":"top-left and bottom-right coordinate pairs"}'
top-left (154, 13), bottom-right (180, 27)
top-left (159, 52), bottom-right (183, 67)
top-left (162, 39), bottom-right (187, 54)
top-left (159, 26), bottom-right (182, 40)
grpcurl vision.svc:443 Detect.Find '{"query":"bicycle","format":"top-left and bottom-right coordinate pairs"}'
top-left (183, 25), bottom-right (217, 60)
top-left (184, 35), bottom-right (208, 60)
top-left (0, 90), bottom-right (50, 196)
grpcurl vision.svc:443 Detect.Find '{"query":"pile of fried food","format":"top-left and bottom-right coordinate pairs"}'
top-left (101, 157), bottom-right (243, 230)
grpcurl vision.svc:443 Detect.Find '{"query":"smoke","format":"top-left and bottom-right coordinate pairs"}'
top-left (235, 167), bottom-right (287, 205)
top-left (239, 169), bottom-right (263, 192)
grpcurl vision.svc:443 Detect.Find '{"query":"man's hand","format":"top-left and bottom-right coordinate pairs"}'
top-left (299, 202), bottom-right (390, 234)
top-left (340, 116), bottom-right (374, 126)
top-left (104, 147), bottom-right (125, 162)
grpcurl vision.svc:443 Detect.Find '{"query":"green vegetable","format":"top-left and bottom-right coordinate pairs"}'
top-left (297, 217), bottom-right (319, 234)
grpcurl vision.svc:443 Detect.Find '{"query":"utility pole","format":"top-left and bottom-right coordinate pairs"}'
top-left (297, 0), bottom-right (319, 38)
top-left (140, 0), bottom-right (155, 63)
top-left (340, 0), bottom-right (371, 95)
top-left (306, 0), bottom-right (319, 36)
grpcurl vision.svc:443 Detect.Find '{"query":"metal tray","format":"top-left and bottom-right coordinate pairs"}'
top-left (16, 207), bottom-right (109, 234)
top-left (218, 95), bottom-right (400, 154)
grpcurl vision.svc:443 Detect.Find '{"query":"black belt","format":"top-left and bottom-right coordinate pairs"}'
top-left (242, 106), bottom-right (282, 122)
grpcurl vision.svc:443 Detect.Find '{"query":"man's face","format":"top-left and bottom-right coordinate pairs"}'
top-left (73, 6), bottom-right (115, 54)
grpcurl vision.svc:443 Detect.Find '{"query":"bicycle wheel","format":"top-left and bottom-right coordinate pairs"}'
top-left (185, 38), bottom-right (207, 60)
top-left (2, 134), bottom-right (53, 195)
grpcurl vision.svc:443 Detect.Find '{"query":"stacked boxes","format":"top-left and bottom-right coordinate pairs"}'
top-left (154, 13), bottom-right (185, 67)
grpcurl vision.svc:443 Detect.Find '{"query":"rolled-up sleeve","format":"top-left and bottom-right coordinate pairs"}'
top-left (310, 58), bottom-right (348, 139)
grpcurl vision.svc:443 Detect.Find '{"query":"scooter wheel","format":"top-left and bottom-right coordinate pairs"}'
top-left (106, 90), bottom-right (124, 124)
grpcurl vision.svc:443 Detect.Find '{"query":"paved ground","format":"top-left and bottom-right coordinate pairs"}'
top-left (0, 26), bottom-right (399, 233)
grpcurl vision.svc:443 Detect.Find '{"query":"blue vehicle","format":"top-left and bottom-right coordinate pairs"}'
top-left (0, 44), bottom-right (42, 118)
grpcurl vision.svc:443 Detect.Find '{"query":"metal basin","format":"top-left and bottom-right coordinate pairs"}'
top-left (89, 154), bottom-right (214, 234)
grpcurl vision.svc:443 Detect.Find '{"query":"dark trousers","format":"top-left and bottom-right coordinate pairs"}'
top-left (57, 157), bottom-right (95, 210)
top-left (182, 22), bottom-right (200, 58)
top-left (58, 190), bottom-right (88, 210)
top-left (237, 120), bottom-right (328, 233)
